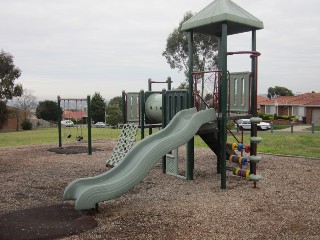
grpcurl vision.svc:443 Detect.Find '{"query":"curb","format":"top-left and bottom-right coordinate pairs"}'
top-left (259, 152), bottom-right (320, 161)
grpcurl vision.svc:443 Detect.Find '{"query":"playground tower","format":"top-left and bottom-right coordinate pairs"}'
top-left (181, 0), bottom-right (264, 189)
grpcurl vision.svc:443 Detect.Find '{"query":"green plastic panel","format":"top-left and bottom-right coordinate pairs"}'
top-left (126, 92), bottom-right (140, 123)
top-left (229, 72), bottom-right (251, 113)
top-left (165, 90), bottom-right (188, 124)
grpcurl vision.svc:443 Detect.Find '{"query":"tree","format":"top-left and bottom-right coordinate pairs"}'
top-left (108, 96), bottom-right (122, 110)
top-left (12, 88), bottom-right (37, 120)
top-left (0, 50), bottom-right (23, 100)
top-left (36, 100), bottom-right (62, 122)
top-left (91, 92), bottom-right (106, 123)
top-left (105, 96), bottom-right (123, 126)
top-left (106, 104), bottom-right (122, 126)
top-left (268, 86), bottom-right (294, 98)
top-left (162, 12), bottom-right (218, 80)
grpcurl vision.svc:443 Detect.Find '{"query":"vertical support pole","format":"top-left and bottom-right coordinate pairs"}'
top-left (216, 36), bottom-right (222, 174)
top-left (140, 89), bottom-right (145, 140)
top-left (167, 76), bottom-right (172, 90)
top-left (219, 23), bottom-right (228, 189)
top-left (122, 91), bottom-right (126, 124)
top-left (162, 89), bottom-right (167, 174)
top-left (250, 30), bottom-right (258, 187)
top-left (186, 31), bottom-right (194, 180)
top-left (311, 122), bottom-right (314, 134)
top-left (148, 78), bottom-right (152, 91)
top-left (87, 95), bottom-right (92, 155)
top-left (58, 96), bottom-right (62, 148)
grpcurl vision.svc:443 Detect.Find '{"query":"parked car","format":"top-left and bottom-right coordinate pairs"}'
top-left (94, 122), bottom-right (106, 128)
top-left (61, 120), bottom-right (74, 127)
top-left (236, 119), bottom-right (271, 131)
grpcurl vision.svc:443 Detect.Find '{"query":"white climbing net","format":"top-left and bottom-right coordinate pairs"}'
top-left (106, 124), bottom-right (139, 167)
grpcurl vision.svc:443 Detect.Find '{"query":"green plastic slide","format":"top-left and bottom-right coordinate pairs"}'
top-left (63, 108), bottom-right (216, 210)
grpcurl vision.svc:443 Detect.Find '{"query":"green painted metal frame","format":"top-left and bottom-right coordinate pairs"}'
top-left (186, 31), bottom-right (195, 180)
top-left (57, 95), bottom-right (92, 155)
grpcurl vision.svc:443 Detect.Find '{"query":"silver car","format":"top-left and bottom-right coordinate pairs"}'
top-left (236, 119), bottom-right (271, 131)
top-left (94, 122), bottom-right (106, 128)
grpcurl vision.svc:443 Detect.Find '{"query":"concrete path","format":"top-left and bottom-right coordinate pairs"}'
top-left (275, 124), bottom-right (311, 132)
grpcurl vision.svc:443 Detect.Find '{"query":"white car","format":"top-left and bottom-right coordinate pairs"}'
top-left (61, 120), bottom-right (74, 127)
top-left (95, 122), bottom-right (106, 128)
top-left (236, 119), bottom-right (271, 131)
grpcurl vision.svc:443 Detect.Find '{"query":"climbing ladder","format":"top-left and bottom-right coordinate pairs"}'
top-left (106, 124), bottom-right (139, 167)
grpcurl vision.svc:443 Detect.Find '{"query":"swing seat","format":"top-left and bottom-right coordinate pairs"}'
top-left (76, 136), bottom-right (83, 141)
top-left (64, 134), bottom-right (72, 139)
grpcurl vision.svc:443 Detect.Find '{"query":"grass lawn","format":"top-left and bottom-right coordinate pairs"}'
top-left (1, 127), bottom-right (319, 158)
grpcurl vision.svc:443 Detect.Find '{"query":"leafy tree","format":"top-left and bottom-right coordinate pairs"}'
top-left (105, 96), bottom-right (123, 126)
top-left (91, 92), bottom-right (106, 122)
top-left (36, 100), bottom-right (62, 122)
top-left (176, 82), bottom-right (188, 89)
top-left (106, 104), bottom-right (122, 126)
top-left (162, 12), bottom-right (218, 80)
top-left (268, 86), bottom-right (294, 98)
top-left (108, 96), bottom-right (122, 110)
top-left (0, 50), bottom-right (23, 100)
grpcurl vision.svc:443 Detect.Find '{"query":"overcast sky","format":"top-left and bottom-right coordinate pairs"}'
top-left (1, 0), bottom-right (319, 100)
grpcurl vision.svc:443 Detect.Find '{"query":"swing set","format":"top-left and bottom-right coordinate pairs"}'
top-left (57, 95), bottom-right (93, 155)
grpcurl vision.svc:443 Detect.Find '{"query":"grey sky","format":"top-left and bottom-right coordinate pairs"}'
top-left (1, 0), bottom-right (319, 100)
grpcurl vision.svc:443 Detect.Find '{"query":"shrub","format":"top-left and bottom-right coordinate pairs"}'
top-left (21, 119), bottom-right (32, 130)
top-left (259, 113), bottom-right (274, 120)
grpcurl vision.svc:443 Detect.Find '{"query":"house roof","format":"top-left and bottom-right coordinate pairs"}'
top-left (257, 95), bottom-right (269, 104)
top-left (260, 92), bottom-right (320, 106)
top-left (181, 0), bottom-right (264, 36)
top-left (63, 110), bottom-right (87, 120)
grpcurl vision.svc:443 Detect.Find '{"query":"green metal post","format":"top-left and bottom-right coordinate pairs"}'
top-left (217, 36), bottom-right (222, 174)
top-left (162, 89), bottom-right (167, 174)
top-left (58, 96), bottom-right (62, 148)
top-left (140, 89), bottom-right (145, 140)
top-left (186, 31), bottom-right (194, 180)
top-left (219, 23), bottom-right (228, 189)
top-left (250, 30), bottom-right (258, 175)
top-left (122, 91), bottom-right (126, 124)
top-left (167, 76), bottom-right (172, 90)
top-left (148, 78), bottom-right (152, 91)
top-left (87, 95), bottom-right (92, 155)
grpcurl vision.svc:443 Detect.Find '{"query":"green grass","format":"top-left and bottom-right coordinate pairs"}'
top-left (1, 127), bottom-right (319, 158)
top-left (272, 125), bottom-right (290, 130)
top-left (228, 133), bottom-right (320, 158)
top-left (305, 125), bottom-right (320, 131)
top-left (0, 128), bottom-right (122, 147)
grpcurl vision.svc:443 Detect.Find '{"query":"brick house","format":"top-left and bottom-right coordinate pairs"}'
top-left (259, 92), bottom-right (320, 124)
top-left (2, 106), bottom-right (25, 130)
top-left (62, 110), bottom-right (88, 123)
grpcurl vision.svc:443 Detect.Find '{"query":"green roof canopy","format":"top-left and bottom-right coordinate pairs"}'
top-left (181, 0), bottom-right (263, 36)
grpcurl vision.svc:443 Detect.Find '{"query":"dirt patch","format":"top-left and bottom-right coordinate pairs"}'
top-left (48, 146), bottom-right (103, 154)
top-left (0, 141), bottom-right (320, 239)
top-left (0, 204), bottom-right (97, 240)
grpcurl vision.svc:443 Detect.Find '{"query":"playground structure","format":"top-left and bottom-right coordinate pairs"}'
top-left (57, 95), bottom-right (93, 155)
top-left (64, 0), bottom-right (265, 210)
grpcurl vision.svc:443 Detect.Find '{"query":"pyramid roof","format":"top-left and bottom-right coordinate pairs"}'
top-left (181, 0), bottom-right (263, 36)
